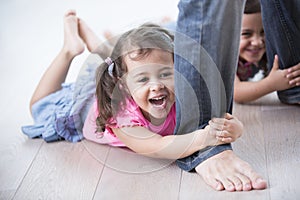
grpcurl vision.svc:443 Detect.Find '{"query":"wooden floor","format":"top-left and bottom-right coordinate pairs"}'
top-left (1, 92), bottom-right (299, 200)
top-left (1, 1), bottom-right (300, 199)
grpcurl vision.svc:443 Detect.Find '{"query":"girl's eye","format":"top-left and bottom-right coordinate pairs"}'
top-left (241, 32), bottom-right (252, 37)
top-left (160, 72), bottom-right (173, 78)
top-left (137, 77), bottom-right (149, 83)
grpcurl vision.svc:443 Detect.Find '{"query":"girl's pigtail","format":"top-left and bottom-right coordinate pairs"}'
top-left (95, 57), bottom-right (118, 132)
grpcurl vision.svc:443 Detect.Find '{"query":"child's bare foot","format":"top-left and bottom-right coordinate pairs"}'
top-left (62, 10), bottom-right (85, 57)
top-left (78, 19), bottom-right (113, 59)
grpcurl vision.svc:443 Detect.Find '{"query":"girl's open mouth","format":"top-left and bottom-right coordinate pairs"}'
top-left (149, 96), bottom-right (167, 107)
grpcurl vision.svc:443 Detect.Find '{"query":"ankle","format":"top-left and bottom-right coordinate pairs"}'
top-left (61, 44), bottom-right (84, 59)
top-left (60, 47), bottom-right (78, 60)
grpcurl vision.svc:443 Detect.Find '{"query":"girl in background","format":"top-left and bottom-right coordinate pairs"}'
top-left (234, 0), bottom-right (300, 103)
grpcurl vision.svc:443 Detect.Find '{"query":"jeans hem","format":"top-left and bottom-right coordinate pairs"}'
top-left (176, 144), bottom-right (232, 172)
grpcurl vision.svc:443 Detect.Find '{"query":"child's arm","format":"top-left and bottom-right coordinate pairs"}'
top-left (112, 126), bottom-right (216, 159)
top-left (208, 113), bottom-right (243, 143)
top-left (112, 114), bottom-right (243, 160)
top-left (234, 55), bottom-right (300, 103)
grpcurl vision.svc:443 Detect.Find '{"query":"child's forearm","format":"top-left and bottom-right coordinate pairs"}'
top-left (234, 78), bottom-right (274, 103)
top-left (151, 129), bottom-right (210, 159)
top-left (113, 127), bottom-right (212, 160)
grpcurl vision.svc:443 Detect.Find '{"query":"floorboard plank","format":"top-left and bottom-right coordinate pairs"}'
top-left (0, 190), bottom-right (16, 200)
top-left (260, 98), bottom-right (300, 199)
top-left (0, 89), bottom-right (43, 193)
top-left (13, 141), bottom-right (109, 200)
top-left (94, 147), bottom-right (181, 199)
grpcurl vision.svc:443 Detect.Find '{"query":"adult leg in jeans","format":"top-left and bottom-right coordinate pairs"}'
top-left (174, 0), bottom-right (267, 191)
top-left (261, 0), bottom-right (300, 104)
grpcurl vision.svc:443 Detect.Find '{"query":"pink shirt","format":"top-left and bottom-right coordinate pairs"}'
top-left (83, 98), bottom-right (176, 147)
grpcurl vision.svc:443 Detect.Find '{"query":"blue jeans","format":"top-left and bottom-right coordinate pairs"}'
top-left (174, 0), bottom-right (245, 171)
top-left (261, 0), bottom-right (300, 104)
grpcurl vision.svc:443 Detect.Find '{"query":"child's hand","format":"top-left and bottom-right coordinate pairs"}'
top-left (286, 62), bottom-right (300, 86)
top-left (208, 113), bottom-right (243, 144)
top-left (267, 55), bottom-right (300, 91)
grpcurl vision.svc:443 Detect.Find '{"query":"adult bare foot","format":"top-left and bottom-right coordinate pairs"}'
top-left (78, 18), bottom-right (113, 59)
top-left (62, 10), bottom-right (85, 57)
top-left (195, 150), bottom-right (267, 192)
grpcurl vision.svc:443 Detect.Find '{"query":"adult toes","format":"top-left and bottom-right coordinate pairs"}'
top-left (252, 178), bottom-right (268, 190)
top-left (241, 164), bottom-right (267, 190)
top-left (202, 175), bottom-right (224, 191)
top-left (216, 176), bottom-right (235, 192)
top-left (228, 176), bottom-right (243, 191)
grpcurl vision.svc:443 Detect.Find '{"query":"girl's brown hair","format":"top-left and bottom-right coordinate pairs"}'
top-left (95, 23), bottom-right (174, 132)
top-left (244, 0), bottom-right (261, 14)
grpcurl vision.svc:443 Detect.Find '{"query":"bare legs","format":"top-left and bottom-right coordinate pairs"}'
top-left (30, 10), bottom-right (84, 110)
top-left (30, 10), bottom-right (110, 112)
